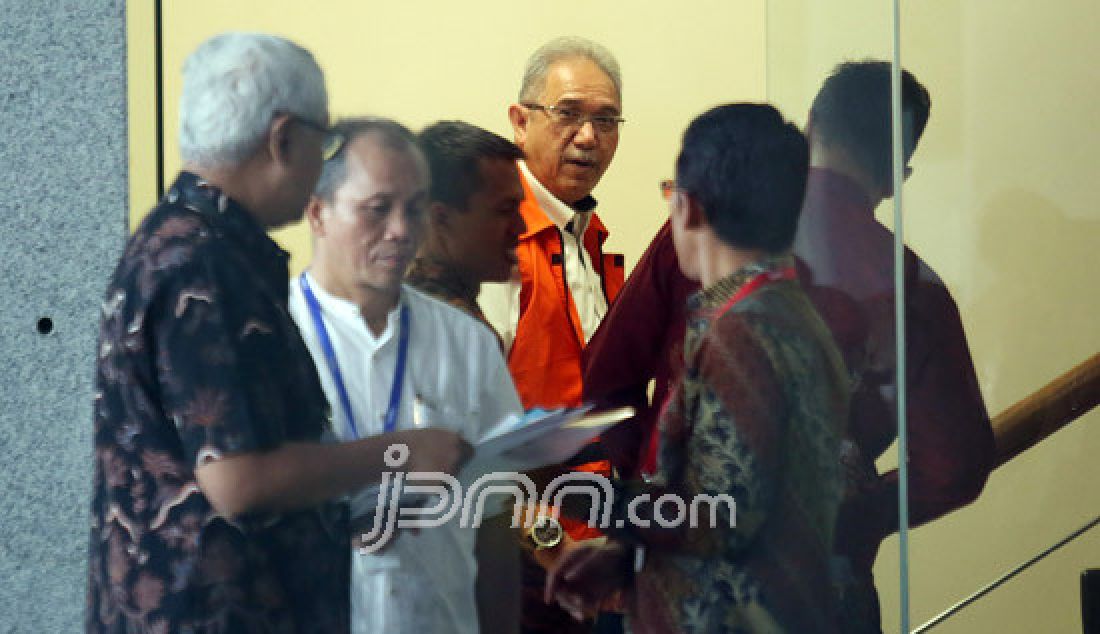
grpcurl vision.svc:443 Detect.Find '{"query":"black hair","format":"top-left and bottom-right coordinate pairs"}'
top-left (417, 121), bottom-right (524, 210)
top-left (675, 103), bottom-right (809, 253)
top-left (810, 60), bottom-right (931, 191)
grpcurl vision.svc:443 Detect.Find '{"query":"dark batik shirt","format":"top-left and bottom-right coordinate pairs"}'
top-left (86, 172), bottom-right (349, 633)
top-left (624, 257), bottom-right (849, 634)
top-left (590, 171), bottom-right (994, 632)
top-left (406, 255), bottom-right (504, 349)
top-left (406, 256), bottom-right (488, 325)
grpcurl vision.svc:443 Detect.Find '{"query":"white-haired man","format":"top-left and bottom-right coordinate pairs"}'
top-left (483, 36), bottom-right (626, 411)
top-left (480, 35), bottom-right (627, 634)
top-left (87, 33), bottom-right (469, 633)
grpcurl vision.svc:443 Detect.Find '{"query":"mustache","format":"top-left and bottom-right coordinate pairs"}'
top-left (564, 152), bottom-right (599, 164)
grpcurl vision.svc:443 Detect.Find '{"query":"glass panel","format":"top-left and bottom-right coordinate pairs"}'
top-left (766, 2), bottom-right (906, 632)
top-left (126, 2), bottom-right (1100, 632)
top-left (900, 2), bottom-right (1100, 633)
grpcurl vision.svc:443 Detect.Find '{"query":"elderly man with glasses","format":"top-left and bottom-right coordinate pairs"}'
top-left (483, 36), bottom-right (626, 412)
top-left (86, 33), bottom-right (469, 633)
top-left (478, 35), bottom-right (627, 634)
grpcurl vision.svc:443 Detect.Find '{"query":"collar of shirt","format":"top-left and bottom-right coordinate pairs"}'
top-left (517, 160), bottom-right (597, 238)
top-left (169, 171), bottom-right (291, 300)
top-left (405, 255), bottom-right (480, 312)
top-left (301, 270), bottom-right (405, 349)
top-left (689, 254), bottom-right (796, 313)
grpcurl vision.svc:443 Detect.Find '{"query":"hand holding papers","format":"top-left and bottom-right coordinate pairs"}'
top-left (353, 406), bottom-right (635, 552)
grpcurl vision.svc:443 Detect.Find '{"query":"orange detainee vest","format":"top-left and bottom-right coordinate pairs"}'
top-left (509, 173), bottom-right (625, 541)
top-left (508, 172), bottom-right (625, 411)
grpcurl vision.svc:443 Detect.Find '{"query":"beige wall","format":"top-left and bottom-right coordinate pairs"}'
top-left (128, 2), bottom-right (1098, 631)
top-left (127, 1), bottom-right (157, 234)
top-left (767, 1), bottom-right (1100, 632)
top-left (129, 0), bottom-right (768, 274)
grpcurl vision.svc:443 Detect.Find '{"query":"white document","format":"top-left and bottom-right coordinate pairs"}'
top-left (458, 405), bottom-right (635, 484)
top-left (354, 406), bottom-right (635, 520)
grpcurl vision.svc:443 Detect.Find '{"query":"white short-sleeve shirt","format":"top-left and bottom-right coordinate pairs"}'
top-left (289, 274), bottom-right (523, 634)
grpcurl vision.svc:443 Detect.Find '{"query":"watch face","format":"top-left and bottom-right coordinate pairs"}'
top-left (531, 515), bottom-right (564, 549)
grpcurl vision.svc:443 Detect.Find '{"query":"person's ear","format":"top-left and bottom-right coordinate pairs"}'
top-left (508, 104), bottom-right (529, 147)
top-left (305, 194), bottom-right (326, 235)
top-left (682, 193), bottom-right (707, 230)
top-left (268, 113), bottom-right (295, 168)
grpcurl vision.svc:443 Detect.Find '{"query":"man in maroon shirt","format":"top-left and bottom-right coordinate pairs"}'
top-left (583, 61), bottom-right (994, 633)
top-left (581, 220), bottom-right (694, 480)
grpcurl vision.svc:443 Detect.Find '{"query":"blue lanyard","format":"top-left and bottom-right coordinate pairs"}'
top-left (299, 272), bottom-right (410, 439)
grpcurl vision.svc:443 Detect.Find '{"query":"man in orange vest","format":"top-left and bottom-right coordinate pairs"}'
top-left (480, 36), bottom-right (626, 634)
top-left (482, 36), bottom-right (626, 411)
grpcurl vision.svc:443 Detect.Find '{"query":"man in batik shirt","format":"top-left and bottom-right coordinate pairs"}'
top-left (409, 120), bottom-right (525, 332)
top-left (409, 120), bottom-right (527, 633)
top-left (87, 33), bottom-right (468, 633)
top-left (548, 104), bottom-right (848, 633)
top-left (583, 62), bottom-right (994, 633)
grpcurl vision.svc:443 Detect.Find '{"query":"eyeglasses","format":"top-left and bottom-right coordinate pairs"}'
top-left (659, 179), bottom-right (679, 201)
top-left (521, 103), bottom-right (625, 134)
top-left (287, 114), bottom-right (347, 161)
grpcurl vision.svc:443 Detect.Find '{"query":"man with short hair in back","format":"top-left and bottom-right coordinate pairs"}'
top-left (88, 33), bottom-right (469, 634)
top-left (583, 61), bottom-right (995, 633)
top-left (797, 60), bottom-right (993, 632)
top-left (410, 119), bottom-right (527, 634)
top-left (289, 117), bottom-right (524, 634)
top-left (409, 120), bottom-right (525, 329)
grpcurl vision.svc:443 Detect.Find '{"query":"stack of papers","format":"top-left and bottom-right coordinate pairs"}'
top-left (349, 405), bottom-right (634, 520)
top-left (459, 405), bottom-right (635, 484)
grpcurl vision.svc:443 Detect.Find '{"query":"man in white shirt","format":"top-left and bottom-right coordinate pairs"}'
top-left (288, 117), bottom-right (523, 634)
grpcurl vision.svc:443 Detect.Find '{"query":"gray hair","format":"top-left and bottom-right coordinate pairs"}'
top-left (518, 36), bottom-right (622, 103)
top-left (179, 32), bottom-right (328, 168)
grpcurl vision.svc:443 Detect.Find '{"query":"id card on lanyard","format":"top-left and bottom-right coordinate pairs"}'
top-left (299, 272), bottom-right (410, 439)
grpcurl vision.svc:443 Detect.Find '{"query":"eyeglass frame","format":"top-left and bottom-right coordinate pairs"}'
top-left (520, 102), bottom-right (626, 134)
top-left (659, 178), bottom-right (683, 201)
top-left (279, 111), bottom-right (348, 161)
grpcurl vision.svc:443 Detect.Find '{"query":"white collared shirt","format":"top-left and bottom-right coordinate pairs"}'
top-left (289, 273), bottom-right (522, 634)
top-left (481, 161), bottom-right (610, 354)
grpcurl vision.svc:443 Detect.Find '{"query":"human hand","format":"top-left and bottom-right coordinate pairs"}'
top-left (389, 428), bottom-right (473, 475)
top-left (527, 526), bottom-right (578, 569)
top-left (544, 540), bottom-right (631, 621)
